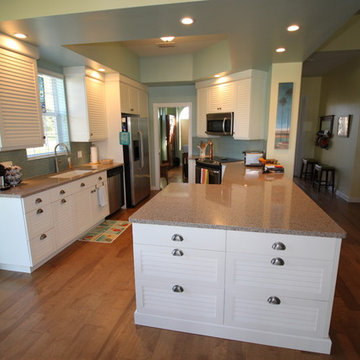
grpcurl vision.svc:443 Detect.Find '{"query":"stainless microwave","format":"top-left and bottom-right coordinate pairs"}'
top-left (206, 112), bottom-right (234, 136)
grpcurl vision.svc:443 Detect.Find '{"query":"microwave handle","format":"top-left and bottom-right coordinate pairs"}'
top-left (222, 117), bottom-right (226, 134)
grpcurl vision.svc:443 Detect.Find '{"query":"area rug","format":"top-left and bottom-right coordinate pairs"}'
top-left (78, 220), bottom-right (131, 244)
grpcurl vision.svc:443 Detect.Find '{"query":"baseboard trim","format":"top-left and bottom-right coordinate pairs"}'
top-left (134, 311), bottom-right (332, 354)
top-left (336, 190), bottom-right (360, 203)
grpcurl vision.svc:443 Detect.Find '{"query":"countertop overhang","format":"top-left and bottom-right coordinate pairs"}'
top-left (130, 162), bottom-right (345, 238)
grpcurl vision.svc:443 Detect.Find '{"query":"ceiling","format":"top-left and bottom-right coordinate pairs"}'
top-left (0, 0), bottom-right (359, 82)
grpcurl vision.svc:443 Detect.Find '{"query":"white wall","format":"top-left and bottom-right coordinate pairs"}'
top-left (266, 62), bottom-right (303, 178)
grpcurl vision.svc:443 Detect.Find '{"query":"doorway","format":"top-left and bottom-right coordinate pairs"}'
top-left (153, 103), bottom-right (192, 190)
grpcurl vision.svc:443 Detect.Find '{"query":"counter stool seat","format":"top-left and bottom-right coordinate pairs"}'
top-left (300, 158), bottom-right (319, 181)
top-left (312, 164), bottom-right (335, 192)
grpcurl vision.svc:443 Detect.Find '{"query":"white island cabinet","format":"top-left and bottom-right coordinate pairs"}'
top-left (0, 171), bottom-right (109, 273)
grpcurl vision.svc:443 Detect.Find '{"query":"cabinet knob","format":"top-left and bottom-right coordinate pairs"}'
top-left (40, 234), bottom-right (47, 240)
top-left (267, 296), bottom-right (281, 305)
top-left (36, 208), bottom-right (44, 214)
top-left (61, 199), bottom-right (67, 204)
top-left (98, 176), bottom-right (103, 181)
top-left (172, 285), bottom-right (184, 293)
top-left (272, 242), bottom-right (286, 250)
top-left (35, 198), bottom-right (42, 204)
top-left (80, 182), bottom-right (85, 187)
top-left (171, 249), bottom-right (184, 256)
top-left (171, 234), bottom-right (183, 242)
top-left (60, 189), bottom-right (66, 195)
top-left (271, 257), bottom-right (285, 266)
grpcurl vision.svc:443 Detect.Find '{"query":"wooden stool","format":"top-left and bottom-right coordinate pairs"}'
top-left (312, 164), bottom-right (335, 192)
top-left (300, 158), bottom-right (318, 181)
top-left (160, 162), bottom-right (169, 184)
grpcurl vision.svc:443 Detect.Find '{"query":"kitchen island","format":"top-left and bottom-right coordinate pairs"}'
top-left (130, 162), bottom-right (344, 354)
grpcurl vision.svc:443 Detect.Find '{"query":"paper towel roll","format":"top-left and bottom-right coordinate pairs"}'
top-left (90, 145), bottom-right (98, 163)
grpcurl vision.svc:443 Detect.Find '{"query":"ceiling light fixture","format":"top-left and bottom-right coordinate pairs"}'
top-left (214, 74), bottom-right (220, 78)
top-left (287, 24), bottom-right (300, 32)
top-left (276, 47), bottom-right (286, 53)
top-left (160, 36), bottom-right (175, 42)
top-left (98, 68), bottom-right (106, 72)
top-left (180, 17), bottom-right (194, 25)
top-left (13, 33), bottom-right (27, 39)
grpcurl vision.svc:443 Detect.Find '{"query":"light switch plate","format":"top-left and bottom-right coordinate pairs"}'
top-left (77, 150), bottom-right (83, 159)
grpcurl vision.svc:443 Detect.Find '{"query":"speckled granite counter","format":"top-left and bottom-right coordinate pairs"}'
top-left (130, 162), bottom-right (345, 238)
top-left (0, 162), bottom-right (123, 198)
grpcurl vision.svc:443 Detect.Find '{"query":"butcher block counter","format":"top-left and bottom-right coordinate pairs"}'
top-left (130, 162), bottom-right (344, 355)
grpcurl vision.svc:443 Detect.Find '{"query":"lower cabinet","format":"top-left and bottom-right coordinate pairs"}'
top-left (132, 223), bottom-right (342, 354)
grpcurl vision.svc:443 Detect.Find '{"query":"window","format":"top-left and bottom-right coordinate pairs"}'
top-left (26, 71), bottom-right (70, 158)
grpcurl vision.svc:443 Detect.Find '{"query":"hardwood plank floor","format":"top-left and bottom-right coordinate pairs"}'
top-left (1, 184), bottom-right (360, 360)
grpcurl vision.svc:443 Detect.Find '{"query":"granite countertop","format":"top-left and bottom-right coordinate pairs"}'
top-left (130, 162), bottom-right (345, 238)
top-left (0, 162), bottom-right (123, 198)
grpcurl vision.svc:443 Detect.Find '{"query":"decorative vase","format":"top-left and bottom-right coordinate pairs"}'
top-left (5, 165), bottom-right (22, 187)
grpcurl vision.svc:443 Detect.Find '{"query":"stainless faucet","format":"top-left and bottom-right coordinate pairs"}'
top-left (54, 143), bottom-right (72, 172)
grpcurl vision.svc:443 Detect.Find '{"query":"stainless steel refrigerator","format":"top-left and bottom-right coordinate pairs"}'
top-left (122, 115), bottom-right (151, 207)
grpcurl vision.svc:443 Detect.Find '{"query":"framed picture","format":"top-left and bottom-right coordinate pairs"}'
top-left (319, 115), bottom-right (334, 136)
top-left (337, 115), bottom-right (350, 137)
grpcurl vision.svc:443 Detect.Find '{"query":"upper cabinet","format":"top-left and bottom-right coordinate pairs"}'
top-left (0, 47), bottom-right (44, 151)
top-left (120, 76), bottom-right (148, 118)
top-left (64, 66), bottom-right (107, 142)
top-left (196, 70), bottom-right (267, 140)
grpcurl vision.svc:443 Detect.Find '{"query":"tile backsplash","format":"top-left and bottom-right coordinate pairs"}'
top-left (0, 142), bottom-right (91, 179)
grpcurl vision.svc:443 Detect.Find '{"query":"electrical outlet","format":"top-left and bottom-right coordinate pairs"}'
top-left (77, 150), bottom-right (83, 159)
top-left (0, 161), bottom-right (13, 167)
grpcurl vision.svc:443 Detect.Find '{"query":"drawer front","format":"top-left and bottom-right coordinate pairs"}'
top-left (134, 244), bottom-right (225, 288)
top-left (26, 204), bottom-right (54, 239)
top-left (133, 223), bottom-right (226, 251)
top-left (50, 182), bottom-right (78, 202)
top-left (72, 174), bottom-right (98, 191)
top-left (224, 289), bottom-right (329, 338)
top-left (23, 189), bottom-right (53, 213)
top-left (226, 253), bottom-right (333, 300)
top-left (135, 279), bottom-right (224, 324)
top-left (227, 230), bottom-right (338, 261)
top-left (29, 228), bottom-right (56, 266)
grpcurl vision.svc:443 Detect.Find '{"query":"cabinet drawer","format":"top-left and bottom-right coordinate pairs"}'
top-left (224, 289), bottom-right (330, 338)
top-left (23, 189), bottom-right (53, 213)
top-left (227, 230), bottom-right (338, 261)
top-left (26, 204), bottom-right (54, 239)
top-left (50, 182), bottom-right (78, 201)
top-left (133, 224), bottom-right (225, 251)
top-left (135, 279), bottom-right (224, 324)
top-left (29, 228), bottom-right (56, 266)
top-left (134, 244), bottom-right (225, 288)
top-left (226, 253), bottom-right (333, 300)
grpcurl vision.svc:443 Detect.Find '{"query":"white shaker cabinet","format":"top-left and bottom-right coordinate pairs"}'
top-left (207, 81), bottom-right (236, 113)
top-left (0, 47), bottom-right (44, 151)
top-left (64, 66), bottom-right (107, 142)
top-left (120, 75), bottom-right (148, 117)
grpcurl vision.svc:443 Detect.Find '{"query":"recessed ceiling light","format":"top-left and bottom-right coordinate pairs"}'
top-left (160, 36), bottom-right (175, 42)
top-left (276, 47), bottom-right (286, 53)
top-left (180, 17), bottom-right (194, 25)
top-left (214, 74), bottom-right (220, 78)
top-left (13, 33), bottom-right (27, 39)
top-left (287, 24), bottom-right (300, 32)
top-left (98, 68), bottom-right (106, 72)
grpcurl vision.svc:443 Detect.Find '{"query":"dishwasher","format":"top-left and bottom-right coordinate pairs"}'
top-left (106, 166), bottom-right (124, 215)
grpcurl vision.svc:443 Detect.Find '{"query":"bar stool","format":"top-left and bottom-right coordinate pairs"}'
top-left (300, 158), bottom-right (319, 181)
top-left (160, 162), bottom-right (169, 184)
top-left (312, 164), bottom-right (335, 192)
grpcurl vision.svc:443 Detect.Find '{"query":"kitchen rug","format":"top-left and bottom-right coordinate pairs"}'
top-left (78, 220), bottom-right (131, 244)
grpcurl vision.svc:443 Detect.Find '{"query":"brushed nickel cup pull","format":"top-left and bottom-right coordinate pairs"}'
top-left (61, 199), bottom-right (67, 204)
top-left (98, 176), bottom-right (103, 181)
top-left (171, 249), bottom-right (184, 256)
top-left (271, 257), bottom-right (285, 266)
top-left (171, 234), bottom-right (183, 242)
top-left (267, 296), bottom-right (281, 305)
top-left (172, 285), bottom-right (184, 293)
top-left (36, 208), bottom-right (44, 214)
top-left (80, 182), bottom-right (85, 187)
top-left (60, 189), bottom-right (65, 195)
top-left (35, 198), bottom-right (42, 204)
top-left (40, 234), bottom-right (47, 240)
top-left (272, 242), bottom-right (286, 250)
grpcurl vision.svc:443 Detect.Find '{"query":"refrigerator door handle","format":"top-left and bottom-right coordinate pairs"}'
top-left (138, 130), bottom-right (144, 169)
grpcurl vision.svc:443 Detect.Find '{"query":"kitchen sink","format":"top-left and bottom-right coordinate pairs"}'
top-left (49, 169), bottom-right (94, 179)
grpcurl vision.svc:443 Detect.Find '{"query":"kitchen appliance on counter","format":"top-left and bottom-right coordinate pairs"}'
top-left (0, 165), bottom-right (10, 191)
top-left (122, 115), bottom-right (151, 207)
top-left (195, 158), bottom-right (222, 184)
top-left (206, 112), bottom-right (234, 136)
top-left (106, 166), bottom-right (124, 215)
top-left (243, 151), bottom-right (264, 166)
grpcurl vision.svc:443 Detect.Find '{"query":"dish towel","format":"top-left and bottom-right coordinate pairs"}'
top-left (97, 184), bottom-right (108, 207)
top-left (201, 168), bottom-right (209, 184)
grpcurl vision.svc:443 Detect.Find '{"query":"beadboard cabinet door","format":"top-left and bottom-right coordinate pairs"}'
top-left (0, 48), bottom-right (44, 150)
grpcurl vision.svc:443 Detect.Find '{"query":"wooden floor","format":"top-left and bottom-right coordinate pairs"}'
top-left (1, 183), bottom-right (360, 360)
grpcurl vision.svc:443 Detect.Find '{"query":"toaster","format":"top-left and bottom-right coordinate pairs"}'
top-left (244, 151), bottom-right (264, 166)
